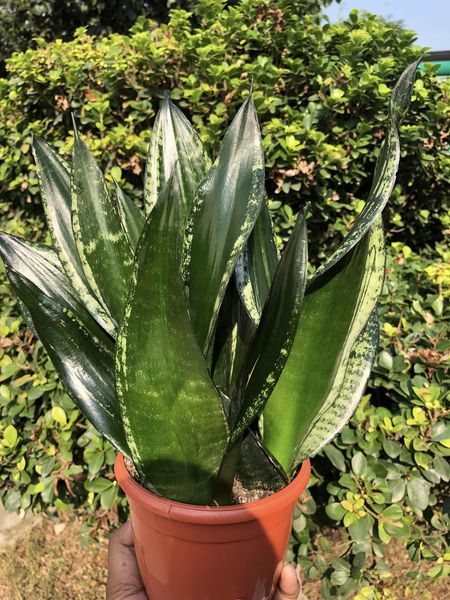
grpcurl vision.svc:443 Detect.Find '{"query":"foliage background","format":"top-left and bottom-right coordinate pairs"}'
top-left (0, 1), bottom-right (448, 598)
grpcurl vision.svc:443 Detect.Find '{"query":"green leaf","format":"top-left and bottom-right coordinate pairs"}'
top-left (85, 477), bottom-right (113, 493)
top-left (6, 269), bottom-right (129, 457)
top-left (262, 221), bottom-right (385, 473)
top-left (51, 406), bottom-right (67, 426)
top-left (235, 202), bottom-right (279, 325)
top-left (351, 452), bottom-right (368, 476)
top-left (407, 477), bottom-right (430, 511)
top-left (383, 439), bottom-right (402, 458)
top-left (312, 60), bottom-right (418, 283)
top-left (185, 95), bottom-right (266, 355)
top-left (3, 424), bottom-right (18, 447)
top-left (71, 127), bottom-right (133, 324)
top-left (114, 181), bottom-right (145, 251)
top-left (100, 484), bottom-right (118, 510)
top-left (378, 522), bottom-right (391, 544)
top-left (0, 233), bottom-right (103, 336)
top-left (229, 207), bottom-right (308, 444)
top-left (323, 445), bottom-right (347, 472)
top-left (236, 431), bottom-right (287, 494)
top-left (32, 136), bottom-right (115, 336)
top-left (144, 93), bottom-right (211, 223)
top-left (210, 276), bottom-right (256, 399)
top-left (390, 479), bottom-right (406, 503)
top-left (430, 422), bottom-right (450, 442)
top-left (297, 311), bottom-right (379, 464)
top-left (348, 515), bottom-right (372, 541)
top-left (382, 505), bottom-right (403, 521)
top-left (116, 176), bottom-right (228, 504)
top-left (326, 502), bottom-right (346, 521)
top-left (433, 456), bottom-right (450, 482)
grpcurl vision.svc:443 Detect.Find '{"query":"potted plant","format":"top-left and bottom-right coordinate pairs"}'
top-left (0, 60), bottom-right (418, 599)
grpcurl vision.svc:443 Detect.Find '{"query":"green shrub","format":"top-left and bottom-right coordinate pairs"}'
top-left (0, 1), bottom-right (449, 596)
top-left (0, 0), bottom-right (448, 257)
top-left (0, 0), bottom-right (203, 71)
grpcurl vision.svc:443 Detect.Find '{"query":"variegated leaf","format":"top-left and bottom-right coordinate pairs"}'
top-left (184, 95), bottom-right (266, 355)
top-left (71, 128), bottom-right (133, 325)
top-left (295, 309), bottom-right (380, 464)
top-left (229, 207), bottom-right (308, 445)
top-left (3, 265), bottom-right (129, 457)
top-left (235, 202), bottom-right (279, 326)
top-left (312, 59), bottom-right (418, 282)
top-left (32, 136), bottom-right (116, 336)
top-left (144, 93), bottom-right (211, 225)
top-left (116, 176), bottom-right (229, 504)
top-left (211, 275), bottom-right (256, 400)
top-left (262, 220), bottom-right (385, 474)
top-left (0, 233), bottom-right (108, 338)
top-left (114, 182), bottom-right (145, 251)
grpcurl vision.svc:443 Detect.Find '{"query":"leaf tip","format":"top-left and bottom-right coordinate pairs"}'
top-left (71, 113), bottom-right (79, 140)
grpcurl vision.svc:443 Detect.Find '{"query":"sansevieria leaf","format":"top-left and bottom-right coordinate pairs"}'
top-left (185, 95), bottom-right (266, 355)
top-left (144, 93), bottom-right (211, 224)
top-left (235, 202), bottom-right (279, 326)
top-left (295, 309), bottom-right (379, 463)
top-left (262, 220), bottom-right (385, 473)
top-left (3, 266), bottom-right (129, 457)
top-left (116, 177), bottom-right (228, 504)
top-left (229, 206), bottom-right (308, 444)
top-left (32, 137), bottom-right (116, 336)
top-left (0, 233), bottom-right (105, 337)
top-left (211, 276), bottom-right (256, 400)
top-left (114, 182), bottom-right (145, 251)
top-left (312, 58), bottom-right (418, 282)
top-left (71, 128), bottom-right (133, 325)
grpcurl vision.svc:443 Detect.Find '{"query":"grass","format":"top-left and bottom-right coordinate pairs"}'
top-left (0, 519), bottom-right (107, 600)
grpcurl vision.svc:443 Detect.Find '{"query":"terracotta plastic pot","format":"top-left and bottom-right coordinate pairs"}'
top-left (115, 453), bottom-right (311, 600)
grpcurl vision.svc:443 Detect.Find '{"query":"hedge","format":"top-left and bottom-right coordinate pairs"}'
top-left (0, 1), bottom-right (449, 598)
top-left (0, 0), bottom-right (448, 256)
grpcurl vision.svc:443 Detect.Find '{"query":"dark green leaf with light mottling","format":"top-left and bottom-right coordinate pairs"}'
top-left (32, 136), bottom-right (115, 336)
top-left (295, 309), bottom-right (380, 464)
top-left (211, 276), bottom-right (256, 399)
top-left (71, 129), bottom-right (133, 324)
top-left (116, 177), bottom-right (228, 504)
top-left (229, 207), bottom-right (308, 444)
top-left (144, 93), bottom-right (211, 225)
top-left (114, 181), bottom-right (145, 251)
top-left (236, 431), bottom-right (287, 492)
top-left (235, 202), bottom-right (279, 325)
top-left (5, 269), bottom-right (129, 457)
top-left (0, 233), bottom-right (106, 337)
top-left (312, 60), bottom-right (418, 282)
top-left (262, 221), bottom-right (385, 474)
top-left (185, 95), bottom-right (266, 355)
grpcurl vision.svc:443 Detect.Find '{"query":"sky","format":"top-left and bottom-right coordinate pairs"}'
top-left (324, 0), bottom-right (450, 50)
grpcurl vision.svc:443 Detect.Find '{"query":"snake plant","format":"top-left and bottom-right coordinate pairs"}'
top-left (0, 61), bottom-right (418, 505)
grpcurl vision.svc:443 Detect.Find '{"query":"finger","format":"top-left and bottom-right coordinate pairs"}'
top-left (106, 521), bottom-right (147, 600)
top-left (273, 563), bottom-right (301, 600)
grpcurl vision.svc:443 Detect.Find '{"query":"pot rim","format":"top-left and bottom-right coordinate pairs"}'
top-left (115, 453), bottom-right (311, 524)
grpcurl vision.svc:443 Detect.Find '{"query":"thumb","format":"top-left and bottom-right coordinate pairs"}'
top-left (273, 563), bottom-right (301, 600)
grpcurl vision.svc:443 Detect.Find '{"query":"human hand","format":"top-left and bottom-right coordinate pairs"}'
top-left (107, 521), bottom-right (302, 600)
top-left (106, 521), bottom-right (147, 600)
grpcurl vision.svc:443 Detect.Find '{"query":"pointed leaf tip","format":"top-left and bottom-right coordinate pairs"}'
top-left (389, 58), bottom-right (420, 125)
top-left (71, 113), bottom-right (79, 139)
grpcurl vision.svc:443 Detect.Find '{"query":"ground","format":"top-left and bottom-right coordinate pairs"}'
top-left (0, 513), bottom-right (447, 599)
